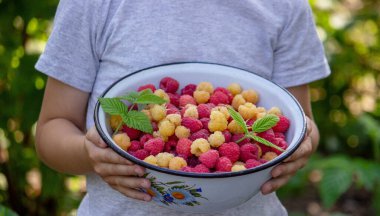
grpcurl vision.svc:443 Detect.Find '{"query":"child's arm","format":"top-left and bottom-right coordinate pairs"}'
top-left (261, 84), bottom-right (318, 194)
top-left (36, 77), bottom-right (151, 201)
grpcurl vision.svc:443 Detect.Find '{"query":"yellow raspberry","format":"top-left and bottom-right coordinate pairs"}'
top-left (262, 152), bottom-right (278, 161)
top-left (175, 125), bottom-right (190, 139)
top-left (150, 104), bottom-right (167, 122)
top-left (208, 111), bottom-right (228, 132)
top-left (183, 105), bottom-right (199, 119)
top-left (193, 90), bottom-right (210, 104)
top-left (211, 106), bottom-right (230, 120)
top-left (154, 89), bottom-right (170, 102)
top-left (144, 155), bottom-right (158, 166)
top-left (238, 102), bottom-right (257, 120)
top-left (153, 131), bottom-right (168, 142)
top-left (110, 115), bottom-right (122, 131)
top-left (156, 152), bottom-right (175, 168)
top-left (112, 133), bottom-right (131, 151)
top-left (196, 82), bottom-right (214, 94)
top-left (168, 157), bottom-right (187, 170)
top-left (166, 114), bottom-right (181, 126)
top-left (231, 164), bottom-right (247, 172)
top-left (141, 109), bottom-right (152, 121)
top-left (268, 107), bottom-right (282, 116)
top-left (191, 138), bottom-right (211, 156)
top-left (233, 161), bottom-right (246, 166)
top-left (158, 119), bottom-right (175, 137)
top-left (232, 94), bottom-right (247, 110)
top-left (227, 83), bottom-right (242, 96)
top-left (255, 107), bottom-right (267, 119)
top-left (208, 131), bottom-right (225, 148)
top-left (228, 120), bottom-right (245, 134)
top-left (241, 89), bottom-right (259, 104)
top-left (256, 112), bottom-right (267, 119)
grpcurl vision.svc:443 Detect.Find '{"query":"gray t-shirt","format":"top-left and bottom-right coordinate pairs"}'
top-left (35, 0), bottom-right (330, 215)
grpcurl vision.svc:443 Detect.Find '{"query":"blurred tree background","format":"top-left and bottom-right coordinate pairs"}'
top-left (0, 0), bottom-right (379, 215)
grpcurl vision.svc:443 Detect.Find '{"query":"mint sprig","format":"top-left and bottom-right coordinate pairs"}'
top-left (227, 107), bottom-right (284, 152)
top-left (99, 90), bottom-right (166, 134)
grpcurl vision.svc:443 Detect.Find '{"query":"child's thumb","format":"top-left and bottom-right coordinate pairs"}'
top-left (86, 126), bottom-right (107, 148)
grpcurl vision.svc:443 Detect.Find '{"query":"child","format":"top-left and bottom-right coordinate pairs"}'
top-left (35, 0), bottom-right (330, 215)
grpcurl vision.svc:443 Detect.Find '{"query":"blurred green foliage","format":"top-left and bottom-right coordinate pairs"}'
top-left (0, 0), bottom-right (379, 215)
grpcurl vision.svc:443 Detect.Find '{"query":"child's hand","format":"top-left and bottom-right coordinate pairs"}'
top-left (260, 116), bottom-right (314, 195)
top-left (84, 126), bottom-right (152, 201)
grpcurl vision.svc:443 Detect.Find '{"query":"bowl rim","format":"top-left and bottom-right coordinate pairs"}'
top-left (94, 62), bottom-right (306, 178)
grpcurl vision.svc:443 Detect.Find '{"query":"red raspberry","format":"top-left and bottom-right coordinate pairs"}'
top-left (164, 136), bottom-right (178, 152)
top-left (181, 117), bottom-right (203, 133)
top-left (129, 140), bottom-right (142, 151)
top-left (209, 91), bottom-right (230, 105)
top-left (206, 103), bottom-right (216, 109)
top-left (179, 95), bottom-right (197, 108)
top-left (275, 132), bottom-right (286, 139)
top-left (272, 116), bottom-right (290, 133)
top-left (144, 138), bottom-right (164, 156)
top-left (131, 149), bottom-right (149, 160)
top-left (181, 166), bottom-right (194, 172)
top-left (176, 138), bottom-right (192, 159)
top-left (215, 157), bottom-right (232, 172)
top-left (222, 130), bottom-right (232, 142)
top-left (181, 84), bottom-right (197, 96)
top-left (257, 129), bottom-right (277, 154)
top-left (240, 143), bottom-right (260, 162)
top-left (166, 103), bottom-right (180, 115)
top-left (192, 164), bottom-right (210, 173)
top-left (245, 159), bottom-right (262, 169)
top-left (122, 125), bottom-right (141, 140)
top-left (168, 93), bottom-right (180, 107)
top-left (214, 87), bottom-right (233, 104)
top-left (199, 150), bottom-right (219, 168)
top-left (140, 134), bottom-right (154, 144)
top-left (159, 77), bottom-right (179, 93)
top-left (273, 138), bottom-right (288, 155)
top-left (218, 142), bottom-right (240, 163)
top-left (247, 119), bottom-right (255, 127)
top-left (186, 156), bottom-right (200, 167)
top-left (200, 118), bottom-right (210, 130)
top-left (151, 122), bottom-right (158, 131)
top-left (197, 104), bottom-right (211, 119)
top-left (231, 134), bottom-right (250, 145)
top-left (138, 84), bottom-right (156, 92)
top-left (189, 129), bottom-right (210, 141)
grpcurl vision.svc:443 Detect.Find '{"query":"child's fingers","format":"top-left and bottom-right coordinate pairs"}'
top-left (85, 140), bottom-right (133, 165)
top-left (284, 136), bottom-right (312, 162)
top-left (104, 176), bottom-right (152, 199)
top-left (86, 126), bottom-right (107, 148)
top-left (114, 185), bottom-right (152, 202)
top-left (95, 164), bottom-right (145, 177)
top-left (261, 174), bottom-right (293, 195)
top-left (271, 157), bottom-right (308, 178)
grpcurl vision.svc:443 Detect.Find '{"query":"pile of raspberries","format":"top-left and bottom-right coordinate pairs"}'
top-left (110, 77), bottom-right (290, 173)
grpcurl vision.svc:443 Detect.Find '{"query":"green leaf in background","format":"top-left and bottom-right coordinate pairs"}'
top-left (227, 107), bottom-right (248, 134)
top-left (319, 168), bottom-right (353, 208)
top-left (99, 98), bottom-right (128, 115)
top-left (0, 205), bottom-right (19, 216)
top-left (252, 114), bottom-right (279, 133)
top-left (122, 110), bottom-right (153, 134)
top-left (248, 134), bottom-right (284, 152)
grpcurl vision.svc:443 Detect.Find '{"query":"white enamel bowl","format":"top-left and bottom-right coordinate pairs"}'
top-left (94, 62), bottom-right (306, 214)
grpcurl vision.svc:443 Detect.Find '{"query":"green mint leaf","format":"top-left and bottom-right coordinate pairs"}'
top-left (227, 107), bottom-right (248, 134)
top-left (121, 110), bottom-right (153, 134)
top-left (139, 89), bottom-right (153, 96)
top-left (252, 114), bottom-right (279, 133)
top-left (135, 94), bottom-right (167, 105)
top-left (118, 91), bottom-right (140, 104)
top-left (99, 98), bottom-right (128, 116)
top-left (248, 134), bottom-right (285, 152)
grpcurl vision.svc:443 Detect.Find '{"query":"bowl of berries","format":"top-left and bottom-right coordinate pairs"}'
top-left (94, 62), bottom-right (306, 213)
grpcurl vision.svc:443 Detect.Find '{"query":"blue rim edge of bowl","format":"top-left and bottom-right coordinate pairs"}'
top-left (94, 62), bottom-right (307, 178)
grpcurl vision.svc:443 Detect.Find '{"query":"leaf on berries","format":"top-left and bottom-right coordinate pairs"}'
top-left (248, 134), bottom-right (284, 152)
top-left (99, 98), bottom-right (128, 115)
top-left (227, 107), bottom-right (248, 134)
top-left (122, 110), bottom-right (153, 134)
top-left (118, 91), bottom-right (140, 104)
top-left (135, 94), bottom-right (167, 105)
top-left (139, 88), bottom-right (153, 96)
top-left (252, 114), bottom-right (279, 133)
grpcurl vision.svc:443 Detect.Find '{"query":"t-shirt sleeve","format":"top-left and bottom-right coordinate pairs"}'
top-left (272, 0), bottom-right (331, 88)
top-left (35, 0), bottom-right (100, 92)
